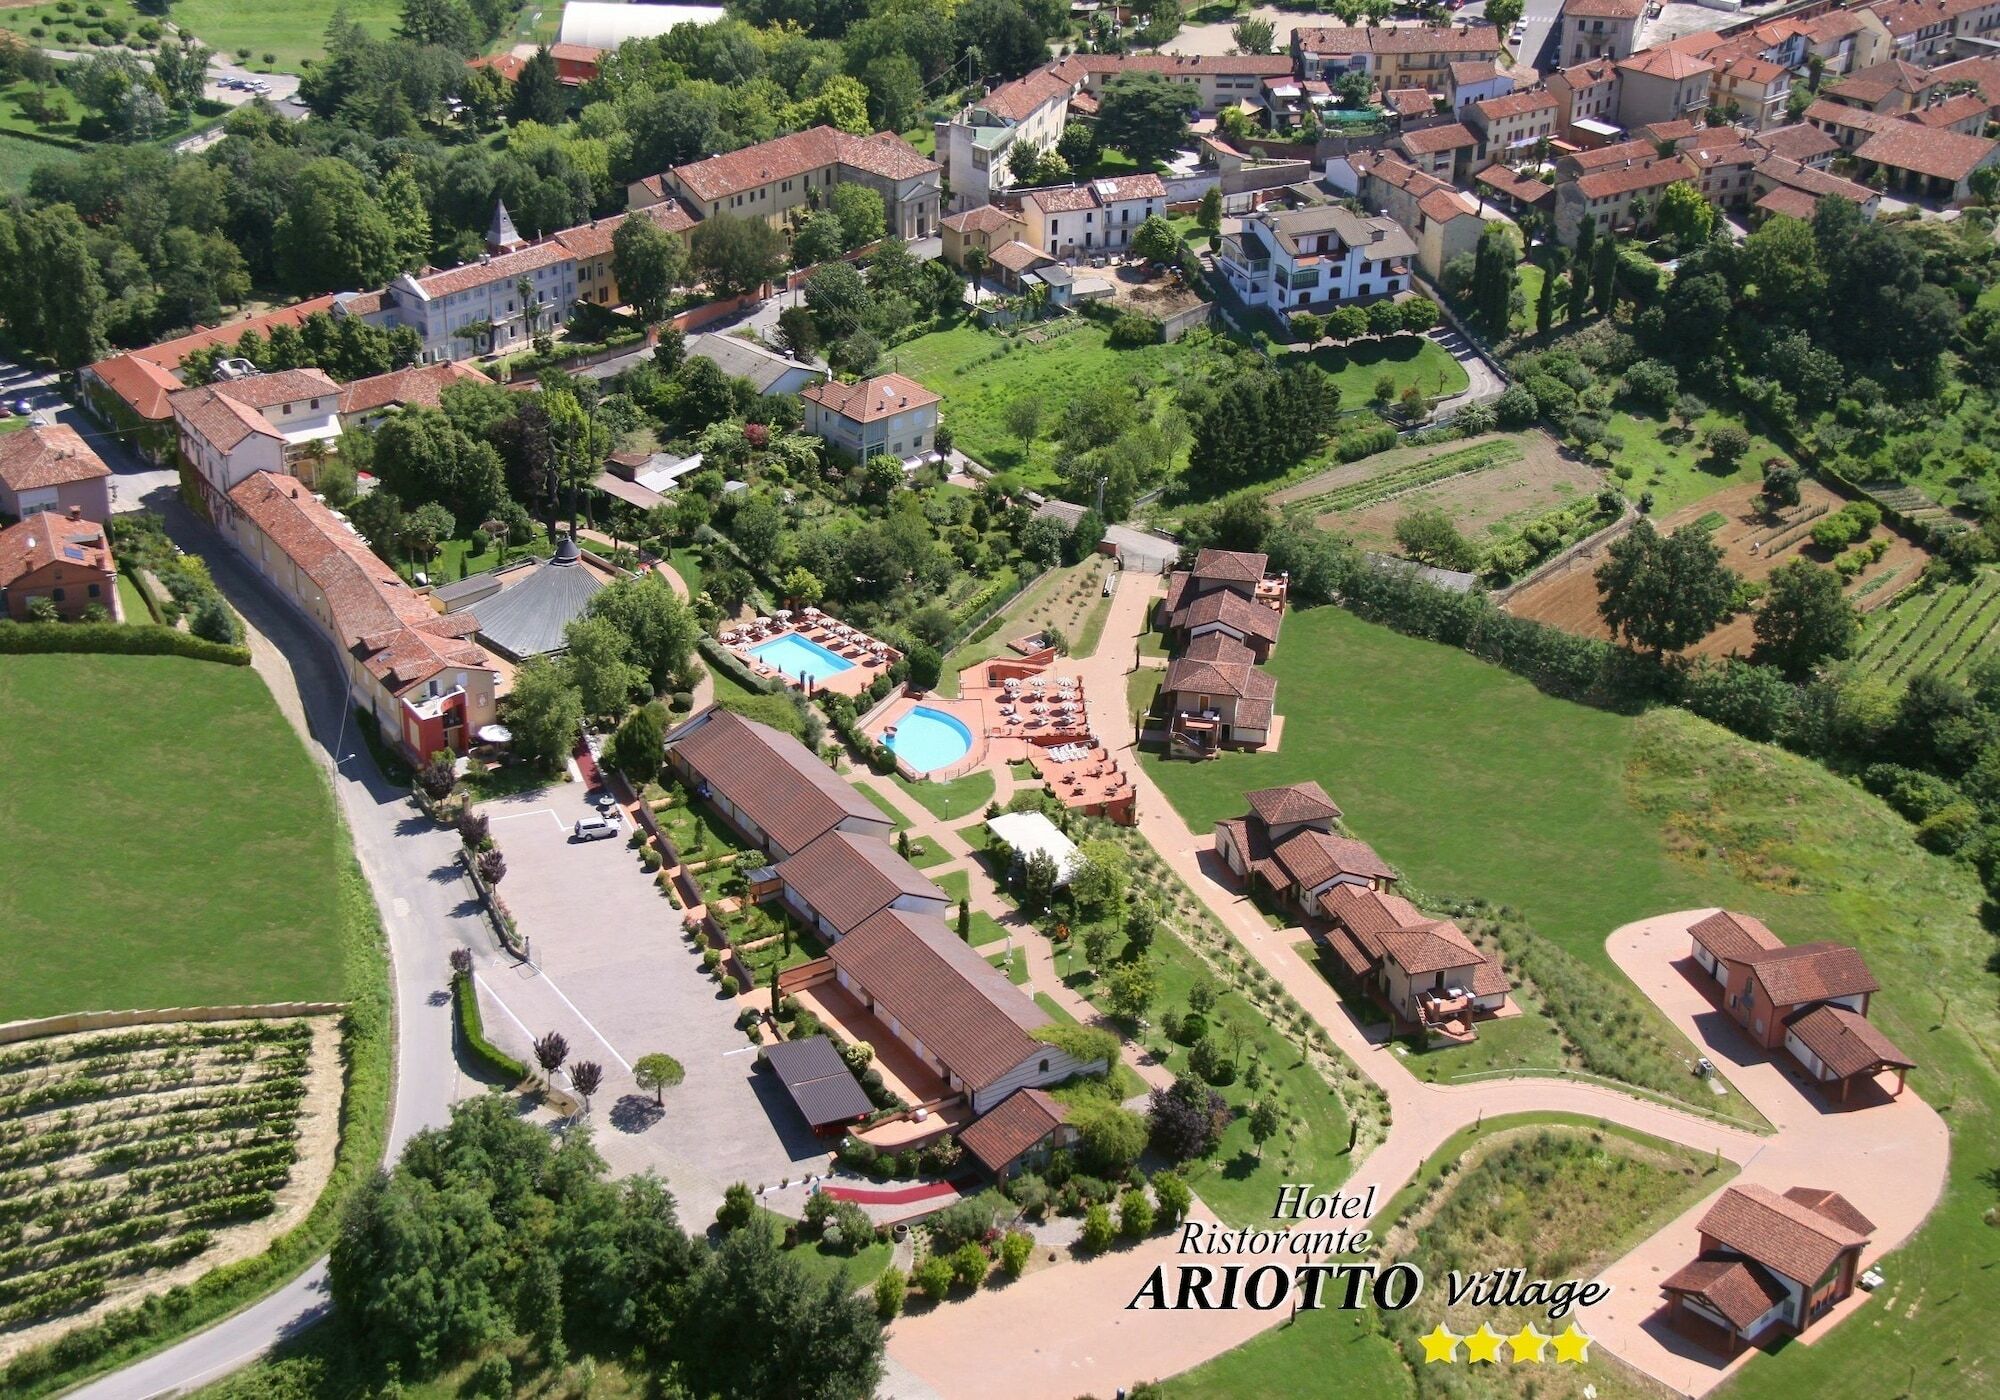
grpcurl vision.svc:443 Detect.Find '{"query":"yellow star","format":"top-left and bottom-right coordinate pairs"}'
top-left (1551, 1322), bottom-right (1594, 1364)
top-left (1417, 1324), bottom-right (1462, 1364)
top-left (1463, 1322), bottom-right (1505, 1364)
top-left (1507, 1322), bottom-right (1551, 1363)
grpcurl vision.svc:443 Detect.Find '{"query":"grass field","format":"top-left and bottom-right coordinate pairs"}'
top-left (1848, 566), bottom-right (2000, 690)
top-left (940, 558), bottom-right (1106, 693)
top-left (1605, 407), bottom-right (1779, 516)
top-left (175, 0), bottom-right (403, 71)
top-left (0, 654), bottom-right (347, 1021)
top-left (1145, 606), bottom-right (2000, 1400)
top-left (894, 768), bottom-right (995, 822)
top-left (0, 130), bottom-right (77, 192)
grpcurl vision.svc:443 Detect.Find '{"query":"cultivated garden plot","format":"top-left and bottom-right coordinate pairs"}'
top-left (1848, 566), bottom-right (2000, 690)
top-left (1506, 480), bottom-right (1930, 659)
top-left (0, 1017), bottom-right (341, 1361)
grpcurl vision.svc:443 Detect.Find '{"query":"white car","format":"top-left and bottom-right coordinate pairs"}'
top-left (572, 813), bottom-right (620, 842)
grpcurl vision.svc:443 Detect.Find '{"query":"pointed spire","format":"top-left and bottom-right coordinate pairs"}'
top-left (488, 200), bottom-right (522, 253)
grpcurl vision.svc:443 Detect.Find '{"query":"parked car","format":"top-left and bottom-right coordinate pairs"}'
top-left (11, 398), bottom-right (32, 415)
top-left (572, 813), bottom-right (620, 842)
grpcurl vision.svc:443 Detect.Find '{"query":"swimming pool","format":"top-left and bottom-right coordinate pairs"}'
top-left (750, 633), bottom-right (855, 685)
top-left (887, 706), bottom-right (974, 774)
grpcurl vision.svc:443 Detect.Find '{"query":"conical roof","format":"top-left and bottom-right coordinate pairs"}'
top-left (488, 200), bottom-right (522, 252)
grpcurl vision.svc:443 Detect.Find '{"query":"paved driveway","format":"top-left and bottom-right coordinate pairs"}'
top-left (479, 780), bottom-right (828, 1222)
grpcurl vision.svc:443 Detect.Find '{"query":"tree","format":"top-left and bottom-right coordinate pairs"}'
top-left (1069, 838), bottom-right (1128, 916)
top-left (776, 304), bottom-right (821, 362)
top-left (1079, 1202), bottom-right (1115, 1252)
top-left (510, 46), bottom-right (565, 125)
top-left (1394, 507), bottom-right (1478, 571)
top-left (373, 408), bottom-right (506, 527)
top-left (830, 183), bottom-right (887, 250)
top-left (1592, 230), bottom-right (1618, 315)
top-left (682, 1228), bottom-right (884, 1400)
top-left (1005, 395), bottom-right (1043, 449)
top-left (805, 260), bottom-right (871, 340)
top-left (274, 158), bottom-right (406, 294)
top-left (1104, 958), bottom-right (1158, 1023)
top-left (906, 642), bottom-right (943, 692)
top-left (1595, 517), bottom-right (1740, 655)
top-left (715, 1181), bottom-right (757, 1232)
top-left (1703, 424), bottom-right (1752, 471)
top-left (1130, 213), bottom-right (1181, 265)
top-left (1485, 0), bottom-right (1523, 31)
top-left (1232, 14), bottom-right (1276, 52)
top-left (1469, 223), bottom-right (1519, 335)
top-left (151, 36), bottom-right (213, 110)
top-left (1761, 458), bottom-right (1802, 513)
top-left (1248, 1099), bottom-right (1281, 1159)
top-left (400, 502), bottom-right (456, 577)
top-left (691, 214), bottom-right (785, 297)
top-left (504, 656), bottom-right (584, 769)
top-left (588, 572), bottom-right (698, 693)
top-left (1536, 250), bottom-right (1563, 335)
top-left (1754, 559), bottom-right (1857, 679)
top-left (1123, 897), bottom-right (1158, 954)
top-left (607, 701), bottom-right (668, 779)
top-left (1096, 73), bottom-right (1191, 166)
top-left (1148, 1078), bottom-right (1229, 1162)
top-left (564, 615), bottom-right (645, 717)
top-left (874, 1267), bottom-right (905, 1320)
top-left (190, 596), bottom-right (243, 645)
top-left (475, 847), bottom-right (506, 888)
top-left (612, 215), bottom-right (688, 324)
top-left (1655, 180), bottom-right (1714, 247)
top-left (791, 211), bottom-right (845, 268)
top-left (569, 1060), bottom-right (603, 1113)
top-left (533, 1031), bottom-right (570, 1085)
top-left (418, 750), bottom-right (458, 802)
top-left (1197, 185), bottom-right (1223, 235)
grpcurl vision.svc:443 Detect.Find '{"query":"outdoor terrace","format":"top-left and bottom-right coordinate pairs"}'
top-left (719, 607), bottom-right (900, 698)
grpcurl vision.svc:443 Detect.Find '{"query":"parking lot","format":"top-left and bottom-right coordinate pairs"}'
top-left (477, 779), bottom-right (827, 1222)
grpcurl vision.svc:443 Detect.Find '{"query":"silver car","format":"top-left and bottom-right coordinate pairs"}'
top-left (572, 813), bottom-right (620, 842)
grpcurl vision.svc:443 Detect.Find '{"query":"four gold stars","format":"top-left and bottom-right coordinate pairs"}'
top-left (1415, 1321), bottom-right (1592, 1366)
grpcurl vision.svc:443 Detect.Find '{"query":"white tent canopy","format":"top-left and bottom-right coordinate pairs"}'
top-left (557, 1), bottom-right (726, 48)
top-left (985, 811), bottom-right (1081, 886)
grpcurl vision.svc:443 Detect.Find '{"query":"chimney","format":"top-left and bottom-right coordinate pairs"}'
top-left (68, 505), bottom-right (81, 521)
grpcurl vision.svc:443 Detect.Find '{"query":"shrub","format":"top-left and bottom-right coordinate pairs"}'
top-left (469, 1354), bottom-right (512, 1400)
top-left (1108, 313), bottom-right (1162, 347)
top-left (1008, 1173), bottom-right (1050, 1219)
top-left (874, 1266), bottom-right (906, 1320)
top-left (1079, 1202), bottom-right (1115, 1252)
top-left (998, 1229), bottom-right (1033, 1277)
top-left (914, 1254), bottom-right (954, 1300)
top-left (947, 1241), bottom-right (989, 1289)
top-left (1118, 1187), bottom-right (1155, 1238)
top-left (715, 1182), bottom-right (756, 1232)
top-left (926, 1193), bottom-right (998, 1253)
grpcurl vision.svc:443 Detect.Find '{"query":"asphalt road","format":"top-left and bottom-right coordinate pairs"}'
top-left (65, 463), bottom-right (495, 1398)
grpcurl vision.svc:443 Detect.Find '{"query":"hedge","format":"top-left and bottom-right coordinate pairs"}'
top-left (451, 972), bottom-right (528, 1083)
top-left (698, 634), bottom-right (783, 695)
top-left (0, 622), bottom-right (249, 666)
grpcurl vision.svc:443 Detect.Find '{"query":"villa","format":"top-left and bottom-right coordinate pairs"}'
top-left (1157, 549), bottom-right (1289, 753)
top-left (1687, 911), bottom-right (1913, 1100)
top-left (1321, 884), bottom-right (1511, 1040)
top-left (1214, 781), bottom-right (1397, 917)
top-left (801, 373), bottom-right (942, 465)
top-left (1662, 1183), bottom-right (1875, 1354)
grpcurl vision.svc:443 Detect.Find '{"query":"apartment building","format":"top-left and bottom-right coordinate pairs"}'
top-left (1216, 203), bottom-right (1415, 311)
top-left (1549, 57), bottom-right (1622, 138)
top-left (1016, 174), bottom-right (1168, 258)
top-left (1555, 152), bottom-right (1700, 242)
top-left (171, 367), bottom-right (344, 519)
top-left (1616, 47), bottom-right (1714, 128)
top-left (1293, 23), bottom-right (1503, 92)
top-left (1395, 120), bottom-right (1482, 181)
top-left (935, 67), bottom-right (1075, 211)
top-left (1563, 0), bottom-right (1647, 64)
top-left (1331, 150), bottom-right (1485, 280)
top-left (1712, 56), bottom-right (1794, 130)
top-left (1065, 52), bottom-right (1295, 111)
top-left (1467, 89), bottom-right (1560, 157)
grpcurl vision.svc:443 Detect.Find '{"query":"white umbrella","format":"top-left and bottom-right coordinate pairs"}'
top-left (477, 724), bottom-right (513, 745)
top-left (755, 616), bottom-right (771, 627)
top-left (803, 605), bottom-right (821, 616)
top-left (776, 609), bottom-right (793, 619)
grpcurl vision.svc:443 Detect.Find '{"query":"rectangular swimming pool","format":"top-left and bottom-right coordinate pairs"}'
top-left (750, 633), bottom-right (856, 685)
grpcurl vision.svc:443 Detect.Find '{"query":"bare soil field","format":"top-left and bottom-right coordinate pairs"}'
top-left (1506, 480), bottom-right (1929, 659)
top-left (1104, 262), bottom-right (1207, 319)
top-left (1273, 431), bottom-right (1596, 553)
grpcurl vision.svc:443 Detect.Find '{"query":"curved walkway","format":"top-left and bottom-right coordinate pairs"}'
top-left (884, 576), bottom-right (1950, 1399)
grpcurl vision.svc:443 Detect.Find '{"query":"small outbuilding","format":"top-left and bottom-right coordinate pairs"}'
top-left (985, 810), bottom-right (1081, 885)
top-left (761, 1035), bottom-right (873, 1133)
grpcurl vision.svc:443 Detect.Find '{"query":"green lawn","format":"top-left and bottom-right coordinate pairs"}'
top-left (667, 545), bottom-right (704, 598)
top-left (1606, 406), bottom-right (1777, 516)
top-left (1290, 335), bottom-right (1469, 407)
top-left (0, 129), bottom-right (78, 192)
top-left (0, 654), bottom-right (347, 1020)
top-left (895, 767), bottom-right (995, 822)
top-left (401, 525), bottom-right (552, 584)
top-left (1513, 261), bottom-right (1546, 335)
top-left (1146, 606), bottom-right (2000, 1400)
top-left (175, 0), bottom-right (403, 70)
top-left (856, 781), bottom-right (912, 831)
top-left (115, 571), bottom-right (153, 624)
top-left (931, 867), bottom-right (971, 904)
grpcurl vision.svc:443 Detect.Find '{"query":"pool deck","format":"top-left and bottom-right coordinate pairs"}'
top-left (719, 614), bottom-right (899, 698)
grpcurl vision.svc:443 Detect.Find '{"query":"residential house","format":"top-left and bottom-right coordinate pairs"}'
top-left (1677, 129), bottom-right (1763, 212)
top-left (1548, 57), bottom-right (1622, 139)
top-left (1555, 151), bottom-right (1700, 242)
top-left (0, 509), bottom-right (115, 621)
top-left (172, 367), bottom-right (344, 518)
top-left (1159, 634), bottom-right (1280, 751)
top-left (1016, 174), bottom-right (1168, 258)
top-left (1747, 122), bottom-right (1842, 168)
top-left (1805, 94), bottom-right (1899, 147)
top-left (1066, 52), bottom-right (1296, 112)
top-left (0, 424), bottom-right (112, 524)
top-left (1562, 0), bottom-right (1647, 65)
top-left (1447, 59), bottom-right (1514, 112)
top-left (1467, 89), bottom-right (1560, 159)
top-left (1866, 0), bottom-right (2000, 63)
top-left (655, 126), bottom-right (940, 241)
top-left (1320, 883), bottom-right (1509, 1037)
top-left (1395, 119), bottom-right (1482, 180)
top-left (662, 704), bottom-right (895, 859)
top-left (1386, 85), bottom-right (1443, 120)
top-left (1293, 24), bottom-right (1503, 92)
top-left (1338, 151), bottom-right (1487, 280)
top-left (1712, 56), bottom-right (1794, 130)
top-left (1662, 1184), bottom-right (1875, 1353)
top-left (336, 362), bottom-right (492, 434)
top-left (1214, 782), bottom-right (1398, 918)
top-left (1802, 7), bottom-right (1893, 75)
top-left (682, 333), bottom-right (824, 397)
top-left (1852, 117), bottom-right (2000, 197)
top-left (1824, 57), bottom-right (1938, 112)
top-left (774, 829), bottom-right (953, 942)
top-left (1475, 160), bottom-right (1557, 216)
top-left (1616, 47), bottom-right (1713, 129)
top-left (1215, 202), bottom-right (1416, 311)
top-left (942, 204), bottom-right (1029, 270)
top-left (1751, 155), bottom-right (1880, 221)
top-left (222, 471), bottom-right (498, 761)
top-left (936, 66), bottom-right (1075, 210)
top-left (1686, 910), bottom-right (1913, 1099)
top-left (1160, 560), bottom-right (1285, 659)
top-left (800, 373), bottom-right (942, 464)
top-left (822, 906), bottom-right (1103, 1112)
top-left (958, 1088), bottom-right (1079, 1180)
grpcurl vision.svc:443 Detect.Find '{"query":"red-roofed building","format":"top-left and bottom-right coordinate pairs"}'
top-left (1293, 24), bottom-right (1502, 92)
top-left (1215, 781), bottom-right (1400, 920)
top-left (801, 373), bottom-right (942, 464)
top-left (1616, 47), bottom-right (1714, 129)
top-left (0, 424), bottom-right (112, 524)
top-left (222, 471), bottom-right (498, 760)
top-left (1555, 152), bottom-right (1700, 243)
top-left (1467, 89), bottom-right (1559, 156)
top-left (173, 367), bottom-right (345, 516)
top-left (958, 1088), bottom-right (1076, 1179)
top-left (0, 509), bottom-right (115, 621)
top-left (337, 362), bottom-right (493, 432)
top-left (1662, 1183), bottom-right (1875, 1353)
top-left (657, 126), bottom-right (941, 240)
top-left (1319, 883), bottom-right (1511, 1039)
top-left (1686, 910), bottom-right (1912, 1099)
top-left (1562, 0), bottom-right (1646, 66)
top-left (1015, 174), bottom-right (1168, 258)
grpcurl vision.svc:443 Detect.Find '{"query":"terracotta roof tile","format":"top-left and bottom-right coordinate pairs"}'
top-left (338, 362), bottom-right (492, 417)
top-left (1400, 121), bottom-right (1480, 154)
top-left (801, 372), bottom-right (940, 424)
top-left (670, 127), bottom-right (936, 204)
top-left (1574, 154), bottom-right (1699, 199)
top-left (1747, 941), bottom-right (1879, 1005)
top-left (414, 240), bottom-right (568, 299)
top-left (979, 68), bottom-right (1075, 123)
top-left (1296, 24), bottom-right (1500, 57)
top-left (1784, 1003), bottom-right (1913, 1077)
top-left (957, 1088), bottom-right (1067, 1174)
top-left (774, 829), bottom-right (944, 936)
top-left (1474, 89), bottom-right (1559, 121)
top-left (0, 424), bottom-right (110, 492)
top-left (1564, 0), bottom-right (1646, 15)
top-left (1192, 547), bottom-right (1268, 581)
top-left (1173, 586), bottom-right (1282, 641)
top-left (1696, 1183), bottom-right (1870, 1285)
top-left (552, 201), bottom-right (695, 259)
top-left (943, 205), bottom-right (1018, 234)
top-left (1662, 1255), bottom-right (1790, 1330)
top-left (1618, 48), bottom-right (1714, 80)
top-left (1781, 1188), bottom-right (1875, 1236)
top-left (0, 511), bottom-right (112, 589)
top-left (1245, 781), bottom-right (1341, 827)
top-left (1751, 123), bottom-right (1841, 163)
top-left (1689, 910), bottom-right (1785, 964)
top-left (664, 706), bottom-right (893, 856)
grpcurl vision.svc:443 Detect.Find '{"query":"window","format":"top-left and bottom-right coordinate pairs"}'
top-left (282, 404), bottom-right (292, 415)
top-left (52, 588), bottom-right (64, 602)
top-left (1039, 1058), bottom-right (1051, 1073)
top-left (88, 582), bottom-right (100, 597)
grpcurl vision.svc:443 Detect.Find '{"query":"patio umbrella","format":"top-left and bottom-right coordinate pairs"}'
top-left (755, 616), bottom-right (771, 627)
top-left (775, 609), bottom-right (793, 619)
top-left (477, 724), bottom-right (513, 745)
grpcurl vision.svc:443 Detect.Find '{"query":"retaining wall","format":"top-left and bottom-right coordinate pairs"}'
top-left (0, 1002), bottom-right (345, 1046)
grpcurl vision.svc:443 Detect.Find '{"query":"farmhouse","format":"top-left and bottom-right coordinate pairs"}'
top-left (941, 204), bottom-right (1030, 271)
top-left (663, 705), bottom-right (895, 859)
top-left (0, 424), bottom-right (112, 524)
top-left (1687, 910), bottom-right (1913, 1100)
top-left (0, 509), bottom-right (115, 621)
top-left (1214, 782), bottom-right (1398, 918)
top-left (1661, 1183), bottom-right (1875, 1354)
top-left (1321, 884), bottom-right (1510, 1039)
